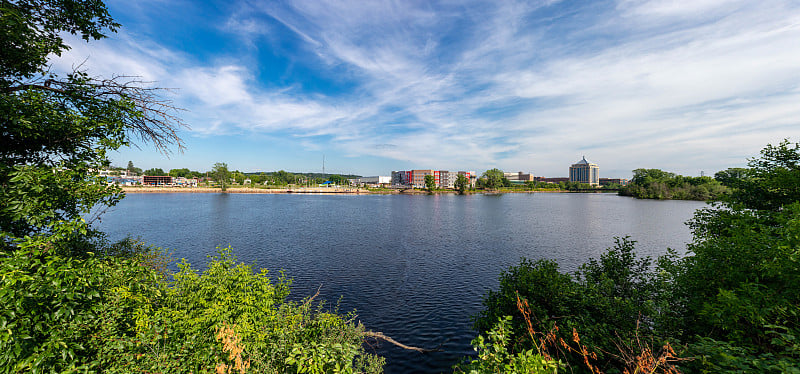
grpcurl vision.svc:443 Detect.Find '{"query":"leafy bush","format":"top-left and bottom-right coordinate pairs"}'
top-left (455, 316), bottom-right (562, 374)
top-left (477, 140), bottom-right (800, 373)
top-left (475, 237), bottom-right (667, 371)
top-left (669, 141), bottom-right (800, 372)
top-left (0, 240), bottom-right (165, 372)
top-left (0, 242), bottom-right (383, 373)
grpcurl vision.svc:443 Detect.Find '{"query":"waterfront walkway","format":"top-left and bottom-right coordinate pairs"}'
top-left (122, 186), bottom-right (370, 194)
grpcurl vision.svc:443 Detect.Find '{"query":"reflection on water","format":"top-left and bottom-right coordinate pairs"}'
top-left (97, 192), bottom-right (704, 373)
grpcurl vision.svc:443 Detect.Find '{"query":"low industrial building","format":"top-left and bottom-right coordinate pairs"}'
top-left (600, 178), bottom-right (629, 186)
top-left (535, 177), bottom-right (569, 184)
top-left (143, 175), bottom-right (173, 186)
top-left (504, 172), bottom-right (535, 182)
top-left (349, 176), bottom-right (391, 187)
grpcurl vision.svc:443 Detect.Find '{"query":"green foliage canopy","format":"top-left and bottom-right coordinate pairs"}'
top-left (271, 170), bottom-right (295, 185)
top-left (620, 168), bottom-right (726, 200)
top-left (0, 0), bottom-right (183, 251)
top-left (455, 174), bottom-right (469, 194)
top-left (0, 0), bottom-right (119, 82)
top-left (211, 162), bottom-right (231, 190)
top-left (327, 174), bottom-right (346, 185)
top-left (672, 140), bottom-right (800, 372)
top-left (475, 237), bottom-right (662, 371)
top-left (424, 174), bottom-right (436, 192)
top-left (480, 168), bottom-right (505, 190)
top-left (476, 140), bottom-right (800, 373)
top-left (718, 140), bottom-right (800, 211)
top-left (143, 167), bottom-right (166, 176)
top-left (0, 2), bottom-right (388, 373)
top-left (0, 242), bottom-right (385, 373)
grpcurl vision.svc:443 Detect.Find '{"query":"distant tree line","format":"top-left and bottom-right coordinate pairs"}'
top-left (619, 168), bottom-right (728, 200)
top-left (110, 162), bottom-right (362, 187)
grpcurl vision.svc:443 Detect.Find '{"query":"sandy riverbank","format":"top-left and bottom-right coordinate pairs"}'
top-left (121, 186), bottom-right (372, 194)
top-left (121, 186), bottom-right (582, 195)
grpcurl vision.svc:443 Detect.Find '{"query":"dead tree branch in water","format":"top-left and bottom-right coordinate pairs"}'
top-left (363, 331), bottom-right (443, 353)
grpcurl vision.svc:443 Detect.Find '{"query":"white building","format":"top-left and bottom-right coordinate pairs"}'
top-left (350, 176), bottom-right (391, 187)
top-left (503, 172), bottom-right (534, 182)
top-left (569, 157), bottom-right (599, 186)
top-left (438, 171), bottom-right (457, 189)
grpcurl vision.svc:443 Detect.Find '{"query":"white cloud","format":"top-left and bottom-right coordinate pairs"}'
top-left (618, 0), bottom-right (746, 18)
top-left (50, 0), bottom-right (800, 176)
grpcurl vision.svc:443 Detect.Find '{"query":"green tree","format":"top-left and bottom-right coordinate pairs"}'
top-left (0, 3), bottom-right (386, 373)
top-left (250, 172), bottom-right (266, 185)
top-left (455, 174), bottom-right (469, 194)
top-left (328, 174), bottom-right (347, 185)
top-left (211, 162), bottom-right (231, 191)
top-left (125, 161), bottom-right (142, 175)
top-left (630, 168), bottom-right (676, 186)
top-left (424, 174), bottom-right (436, 192)
top-left (168, 168), bottom-right (190, 178)
top-left (143, 167), bottom-right (165, 176)
top-left (720, 140), bottom-right (800, 211)
top-left (1, 0), bottom-right (118, 82)
top-left (272, 170), bottom-right (293, 185)
top-left (713, 167), bottom-right (751, 187)
top-left (620, 168), bottom-right (726, 200)
top-left (481, 168), bottom-right (504, 190)
top-left (671, 140), bottom-right (800, 372)
top-left (232, 170), bottom-right (246, 184)
top-left (0, 0), bottom-right (183, 251)
top-left (0, 0), bottom-right (181, 370)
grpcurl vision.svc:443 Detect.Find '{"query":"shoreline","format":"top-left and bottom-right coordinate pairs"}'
top-left (120, 186), bottom-right (609, 195)
top-left (121, 186), bottom-right (371, 194)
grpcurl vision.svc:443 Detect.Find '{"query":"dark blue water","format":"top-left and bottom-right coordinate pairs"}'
top-left (95, 192), bottom-right (704, 373)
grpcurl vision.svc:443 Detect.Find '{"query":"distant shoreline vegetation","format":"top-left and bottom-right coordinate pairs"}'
top-left (618, 168), bottom-right (728, 201)
top-left (119, 185), bottom-right (615, 195)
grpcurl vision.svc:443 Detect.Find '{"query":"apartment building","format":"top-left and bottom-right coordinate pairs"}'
top-left (392, 170), bottom-right (477, 189)
top-left (438, 170), bottom-right (457, 189)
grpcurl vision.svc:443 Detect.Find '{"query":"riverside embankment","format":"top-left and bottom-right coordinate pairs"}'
top-left (121, 186), bottom-right (371, 194)
top-left (121, 186), bottom-right (591, 195)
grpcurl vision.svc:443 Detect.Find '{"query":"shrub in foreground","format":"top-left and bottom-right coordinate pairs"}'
top-left (475, 140), bottom-right (800, 373)
top-left (475, 237), bottom-right (666, 372)
top-left (0, 242), bottom-right (383, 373)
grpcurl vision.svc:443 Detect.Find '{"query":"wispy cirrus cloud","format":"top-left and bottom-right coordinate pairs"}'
top-left (53, 0), bottom-right (800, 175)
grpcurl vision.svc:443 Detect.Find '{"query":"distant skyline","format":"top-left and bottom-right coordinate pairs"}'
top-left (53, 0), bottom-right (800, 178)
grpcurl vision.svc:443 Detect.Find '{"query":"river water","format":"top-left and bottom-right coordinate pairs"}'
top-left (95, 192), bottom-right (705, 373)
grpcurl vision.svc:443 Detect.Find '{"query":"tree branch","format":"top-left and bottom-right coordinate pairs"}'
top-left (2, 81), bottom-right (64, 94)
top-left (4, 74), bottom-right (187, 155)
top-left (362, 331), bottom-right (444, 353)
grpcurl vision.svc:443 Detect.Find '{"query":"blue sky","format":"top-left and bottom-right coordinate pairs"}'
top-left (53, 0), bottom-right (800, 178)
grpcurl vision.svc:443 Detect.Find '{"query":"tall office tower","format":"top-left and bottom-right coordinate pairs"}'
top-left (569, 157), bottom-right (599, 186)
